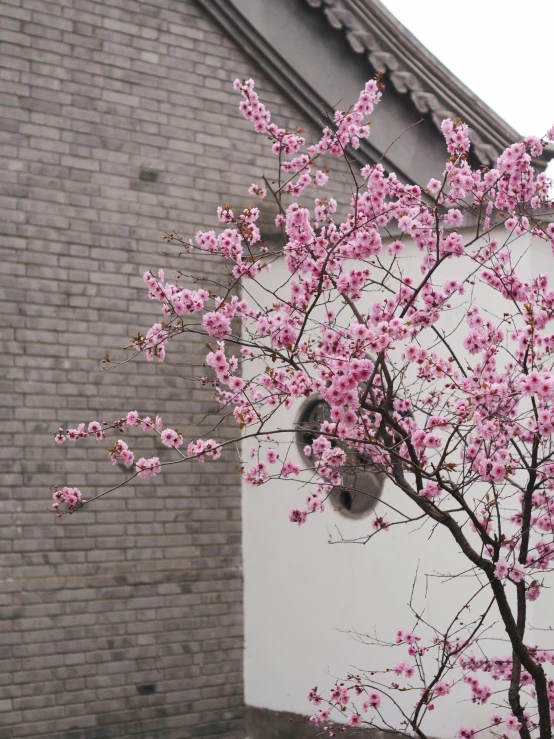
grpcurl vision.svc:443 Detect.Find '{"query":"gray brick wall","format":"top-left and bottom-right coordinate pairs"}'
top-left (0, 0), bottom-right (356, 736)
top-left (3, 0), bottom-right (261, 736)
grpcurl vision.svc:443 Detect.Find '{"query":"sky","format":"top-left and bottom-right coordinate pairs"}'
top-left (380, 0), bottom-right (554, 173)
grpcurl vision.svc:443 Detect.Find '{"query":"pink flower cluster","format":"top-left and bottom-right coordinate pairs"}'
top-left (52, 485), bottom-right (84, 514)
top-left (441, 118), bottom-right (471, 158)
top-left (52, 413), bottom-right (222, 505)
top-left (186, 438), bottom-right (221, 463)
top-left (136, 456), bottom-right (161, 478)
top-left (310, 79), bottom-right (381, 156)
top-left (307, 678), bottom-right (382, 734)
top-left (110, 439), bottom-right (135, 467)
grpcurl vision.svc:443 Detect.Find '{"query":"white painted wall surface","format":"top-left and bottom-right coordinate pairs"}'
top-left (242, 228), bottom-right (550, 735)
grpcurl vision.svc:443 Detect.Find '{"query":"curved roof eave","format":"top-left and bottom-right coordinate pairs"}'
top-left (305, 0), bottom-right (553, 170)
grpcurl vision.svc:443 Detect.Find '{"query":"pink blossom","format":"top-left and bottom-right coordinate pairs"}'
top-left (420, 482), bottom-right (441, 500)
top-left (187, 438), bottom-right (222, 463)
top-left (508, 562), bottom-right (525, 583)
top-left (388, 240), bottom-right (404, 256)
top-left (307, 688), bottom-right (321, 705)
top-left (457, 729), bottom-right (476, 739)
top-left (434, 681), bottom-right (451, 697)
top-left (505, 714), bottom-right (522, 731)
top-left (248, 183), bottom-right (267, 198)
top-left (314, 170), bottom-right (329, 187)
top-left (120, 449), bottom-right (134, 466)
top-left (444, 208), bottom-right (463, 226)
top-left (136, 457), bottom-right (161, 478)
top-left (244, 462), bottom-right (269, 486)
top-left (126, 411), bottom-right (139, 427)
top-left (365, 691), bottom-right (381, 709)
top-left (281, 460), bottom-right (301, 478)
top-left (161, 428), bottom-right (184, 448)
top-left (228, 376), bottom-right (245, 392)
top-left (203, 312), bottom-right (232, 339)
top-left (66, 424), bottom-right (86, 441)
top-left (141, 416), bottom-right (153, 431)
top-left (289, 508), bottom-right (307, 525)
top-left (372, 516), bottom-right (390, 531)
top-left (427, 178), bottom-right (442, 196)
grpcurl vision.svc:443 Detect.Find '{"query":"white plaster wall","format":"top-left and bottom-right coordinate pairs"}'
top-left (242, 228), bottom-right (550, 736)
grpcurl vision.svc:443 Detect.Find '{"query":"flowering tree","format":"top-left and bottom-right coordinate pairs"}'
top-left (52, 75), bottom-right (554, 739)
